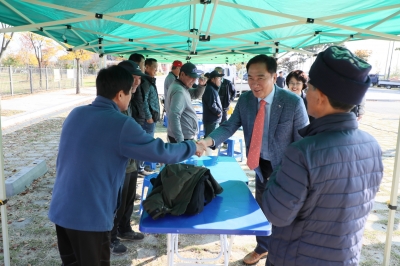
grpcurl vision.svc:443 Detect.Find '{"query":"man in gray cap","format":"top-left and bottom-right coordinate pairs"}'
top-left (165, 62), bottom-right (207, 143)
top-left (261, 46), bottom-right (383, 266)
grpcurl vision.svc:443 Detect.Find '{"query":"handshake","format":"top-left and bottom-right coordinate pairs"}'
top-left (194, 137), bottom-right (214, 157)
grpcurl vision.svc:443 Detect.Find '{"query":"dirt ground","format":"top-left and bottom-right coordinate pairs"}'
top-left (0, 100), bottom-right (399, 265)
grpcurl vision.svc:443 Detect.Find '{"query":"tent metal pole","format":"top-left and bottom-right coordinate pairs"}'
top-left (320, 3), bottom-right (400, 20)
top-left (0, 0), bottom-right (68, 49)
top-left (191, 3), bottom-right (207, 54)
top-left (204, 0), bottom-right (219, 39)
top-left (0, 16), bottom-right (92, 33)
top-left (0, 101), bottom-right (11, 266)
top-left (383, 118), bottom-right (400, 266)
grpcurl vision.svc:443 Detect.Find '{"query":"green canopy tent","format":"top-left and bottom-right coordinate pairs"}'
top-left (1, 1), bottom-right (400, 265)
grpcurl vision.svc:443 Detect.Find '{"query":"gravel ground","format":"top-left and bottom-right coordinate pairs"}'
top-left (0, 100), bottom-right (399, 265)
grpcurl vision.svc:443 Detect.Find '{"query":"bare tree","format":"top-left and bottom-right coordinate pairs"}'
top-left (59, 47), bottom-right (93, 94)
top-left (0, 22), bottom-right (14, 60)
top-left (21, 32), bottom-right (54, 87)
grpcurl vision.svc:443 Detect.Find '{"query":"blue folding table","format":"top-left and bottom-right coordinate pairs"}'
top-left (140, 172), bottom-right (271, 265)
top-left (182, 156), bottom-right (248, 183)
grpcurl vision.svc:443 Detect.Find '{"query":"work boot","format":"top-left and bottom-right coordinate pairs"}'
top-left (243, 251), bottom-right (268, 265)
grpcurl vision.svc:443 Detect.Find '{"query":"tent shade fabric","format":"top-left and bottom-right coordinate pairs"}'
top-left (1, 0), bottom-right (400, 63)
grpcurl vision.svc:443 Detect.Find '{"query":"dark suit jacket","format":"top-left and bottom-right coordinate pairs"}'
top-left (209, 85), bottom-right (309, 170)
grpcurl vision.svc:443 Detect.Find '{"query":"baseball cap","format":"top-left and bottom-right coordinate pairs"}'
top-left (180, 62), bottom-right (202, 78)
top-left (209, 70), bottom-right (224, 79)
top-left (172, 60), bottom-right (183, 67)
top-left (118, 60), bottom-right (147, 76)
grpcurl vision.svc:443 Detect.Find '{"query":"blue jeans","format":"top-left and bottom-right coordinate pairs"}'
top-left (138, 121), bottom-right (155, 172)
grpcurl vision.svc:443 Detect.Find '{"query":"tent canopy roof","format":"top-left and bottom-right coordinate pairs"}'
top-left (1, 0), bottom-right (400, 64)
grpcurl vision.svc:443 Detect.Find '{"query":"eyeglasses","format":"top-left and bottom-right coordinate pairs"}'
top-left (288, 82), bottom-right (303, 86)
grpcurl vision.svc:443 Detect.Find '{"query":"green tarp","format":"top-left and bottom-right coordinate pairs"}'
top-left (1, 0), bottom-right (400, 63)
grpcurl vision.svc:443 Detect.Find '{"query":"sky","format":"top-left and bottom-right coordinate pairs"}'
top-left (345, 40), bottom-right (400, 77)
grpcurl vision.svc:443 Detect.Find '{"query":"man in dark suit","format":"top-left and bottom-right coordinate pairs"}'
top-left (198, 54), bottom-right (309, 265)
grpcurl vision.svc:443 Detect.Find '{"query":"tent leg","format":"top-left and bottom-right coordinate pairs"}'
top-left (0, 100), bottom-right (11, 266)
top-left (383, 117), bottom-right (400, 266)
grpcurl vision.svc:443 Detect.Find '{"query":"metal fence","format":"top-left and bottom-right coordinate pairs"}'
top-left (0, 66), bottom-right (87, 96)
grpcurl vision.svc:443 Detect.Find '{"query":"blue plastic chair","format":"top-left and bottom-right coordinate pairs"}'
top-left (139, 172), bottom-right (158, 215)
top-left (198, 120), bottom-right (205, 139)
top-left (217, 136), bottom-right (244, 162)
top-left (144, 161), bottom-right (157, 170)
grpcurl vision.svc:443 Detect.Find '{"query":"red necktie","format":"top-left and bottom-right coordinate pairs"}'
top-left (247, 100), bottom-right (266, 170)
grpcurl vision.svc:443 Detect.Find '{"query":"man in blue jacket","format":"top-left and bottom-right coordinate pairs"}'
top-left (202, 70), bottom-right (224, 137)
top-left (262, 46), bottom-right (383, 266)
top-left (48, 65), bottom-right (205, 266)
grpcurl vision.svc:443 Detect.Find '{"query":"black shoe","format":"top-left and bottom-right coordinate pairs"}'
top-left (117, 231), bottom-right (144, 241)
top-left (110, 239), bottom-right (127, 255)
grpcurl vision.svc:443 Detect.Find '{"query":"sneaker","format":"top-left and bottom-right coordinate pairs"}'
top-left (110, 239), bottom-right (127, 255)
top-left (117, 231), bottom-right (145, 241)
top-left (138, 170), bottom-right (154, 177)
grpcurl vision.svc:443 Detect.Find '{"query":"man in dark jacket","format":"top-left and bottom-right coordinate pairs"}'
top-left (262, 46), bottom-right (383, 266)
top-left (202, 70), bottom-right (224, 137)
top-left (276, 71), bottom-right (285, 88)
top-left (133, 58), bottom-right (161, 176)
top-left (214, 67), bottom-right (236, 124)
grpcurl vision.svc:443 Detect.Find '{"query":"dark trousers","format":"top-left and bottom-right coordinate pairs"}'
top-left (56, 224), bottom-right (110, 266)
top-left (220, 110), bottom-right (228, 124)
top-left (204, 123), bottom-right (218, 138)
top-left (254, 158), bottom-right (273, 254)
top-left (168, 135), bottom-right (193, 143)
top-left (138, 121), bottom-right (155, 172)
top-left (111, 171), bottom-right (138, 242)
top-left (266, 256), bottom-right (274, 266)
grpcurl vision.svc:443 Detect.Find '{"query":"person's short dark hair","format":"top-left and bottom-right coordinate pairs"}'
top-left (145, 58), bottom-right (157, 67)
top-left (128, 53), bottom-right (145, 64)
top-left (328, 97), bottom-right (355, 112)
top-left (246, 54), bottom-right (277, 75)
top-left (310, 85), bottom-right (355, 112)
top-left (279, 71), bottom-right (283, 74)
top-left (96, 65), bottom-right (133, 99)
top-left (286, 70), bottom-right (308, 90)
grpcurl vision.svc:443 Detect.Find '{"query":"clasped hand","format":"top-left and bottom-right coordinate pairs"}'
top-left (194, 138), bottom-right (213, 157)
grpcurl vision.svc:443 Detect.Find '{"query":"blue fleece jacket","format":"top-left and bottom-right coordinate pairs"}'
top-left (48, 96), bottom-right (196, 232)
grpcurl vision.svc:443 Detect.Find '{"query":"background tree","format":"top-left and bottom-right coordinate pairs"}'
top-left (21, 32), bottom-right (46, 87)
top-left (0, 22), bottom-right (14, 60)
top-left (2, 54), bottom-right (20, 67)
top-left (353, 49), bottom-right (372, 61)
top-left (59, 47), bottom-right (93, 94)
